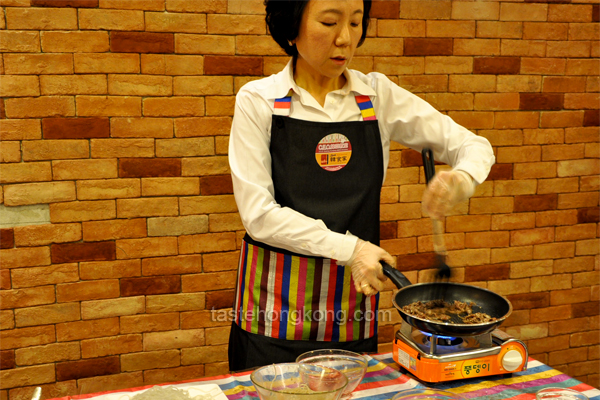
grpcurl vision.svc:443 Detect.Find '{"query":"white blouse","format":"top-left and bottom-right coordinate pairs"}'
top-left (228, 60), bottom-right (495, 264)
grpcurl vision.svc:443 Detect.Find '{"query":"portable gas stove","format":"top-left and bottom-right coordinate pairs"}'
top-left (392, 321), bottom-right (528, 383)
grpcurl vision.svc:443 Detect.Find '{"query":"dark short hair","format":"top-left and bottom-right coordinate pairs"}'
top-left (265, 0), bottom-right (371, 57)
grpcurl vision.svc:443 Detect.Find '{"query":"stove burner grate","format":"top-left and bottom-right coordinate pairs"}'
top-left (422, 332), bottom-right (464, 347)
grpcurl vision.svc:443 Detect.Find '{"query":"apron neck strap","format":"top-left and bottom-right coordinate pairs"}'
top-left (273, 91), bottom-right (377, 121)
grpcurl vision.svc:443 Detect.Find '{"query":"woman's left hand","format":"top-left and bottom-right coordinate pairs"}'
top-left (422, 170), bottom-right (476, 219)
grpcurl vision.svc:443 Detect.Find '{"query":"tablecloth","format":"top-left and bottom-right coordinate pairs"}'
top-left (50, 353), bottom-right (600, 400)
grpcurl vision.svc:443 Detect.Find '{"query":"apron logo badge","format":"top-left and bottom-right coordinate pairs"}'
top-left (315, 133), bottom-right (352, 172)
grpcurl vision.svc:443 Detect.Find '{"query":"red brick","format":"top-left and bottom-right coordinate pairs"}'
top-left (507, 292), bottom-right (550, 310)
top-left (395, 253), bottom-right (437, 271)
top-left (110, 32), bottom-right (174, 54)
top-left (513, 194), bottom-right (558, 212)
top-left (520, 93), bottom-right (564, 111)
top-left (51, 241), bottom-right (116, 264)
top-left (464, 263), bottom-right (509, 282)
top-left (487, 164), bottom-right (513, 180)
top-left (200, 174), bottom-right (233, 195)
top-left (578, 207), bottom-right (599, 224)
top-left (0, 229), bottom-right (14, 249)
top-left (593, 4), bottom-right (599, 23)
top-left (118, 158), bottom-right (181, 178)
top-left (573, 302), bottom-right (600, 318)
top-left (583, 110), bottom-right (599, 126)
top-left (204, 56), bottom-right (262, 76)
top-left (31, 0), bottom-right (98, 6)
top-left (120, 275), bottom-right (181, 297)
top-left (371, 0), bottom-right (400, 18)
top-left (205, 289), bottom-right (234, 310)
top-left (401, 149), bottom-right (427, 167)
top-left (380, 222), bottom-right (397, 240)
top-left (404, 38), bottom-right (453, 56)
top-left (42, 118), bottom-right (109, 139)
top-left (56, 356), bottom-right (120, 381)
top-left (473, 57), bottom-right (520, 74)
top-left (0, 350), bottom-right (15, 370)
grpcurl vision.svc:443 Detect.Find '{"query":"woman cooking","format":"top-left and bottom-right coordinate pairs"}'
top-left (227, 0), bottom-right (495, 371)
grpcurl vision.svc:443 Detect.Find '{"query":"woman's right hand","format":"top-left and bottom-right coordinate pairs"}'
top-left (347, 239), bottom-right (394, 296)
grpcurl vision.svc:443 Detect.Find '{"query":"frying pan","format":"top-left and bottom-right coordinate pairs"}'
top-left (381, 263), bottom-right (512, 337)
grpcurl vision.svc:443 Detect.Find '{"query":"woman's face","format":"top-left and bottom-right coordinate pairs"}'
top-left (293, 0), bottom-right (364, 82)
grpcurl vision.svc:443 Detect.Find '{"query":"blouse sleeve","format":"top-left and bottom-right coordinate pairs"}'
top-left (228, 87), bottom-right (358, 264)
top-left (373, 73), bottom-right (495, 184)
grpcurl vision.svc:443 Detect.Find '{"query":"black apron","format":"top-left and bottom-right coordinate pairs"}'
top-left (229, 93), bottom-right (385, 372)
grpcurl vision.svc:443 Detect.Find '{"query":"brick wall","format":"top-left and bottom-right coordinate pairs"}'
top-left (0, 0), bottom-right (598, 398)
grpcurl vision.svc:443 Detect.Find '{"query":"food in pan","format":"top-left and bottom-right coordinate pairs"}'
top-left (401, 299), bottom-right (496, 324)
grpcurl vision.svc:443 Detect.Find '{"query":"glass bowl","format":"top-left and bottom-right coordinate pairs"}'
top-left (536, 387), bottom-right (589, 400)
top-left (391, 388), bottom-right (467, 400)
top-left (296, 349), bottom-right (368, 397)
top-left (250, 362), bottom-right (349, 400)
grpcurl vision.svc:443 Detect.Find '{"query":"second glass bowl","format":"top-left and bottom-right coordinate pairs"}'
top-left (296, 349), bottom-right (368, 398)
top-left (536, 387), bottom-right (589, 400)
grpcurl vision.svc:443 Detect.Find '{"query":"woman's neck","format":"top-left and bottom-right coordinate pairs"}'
top-left (293, 59), bottom-right (346, 107)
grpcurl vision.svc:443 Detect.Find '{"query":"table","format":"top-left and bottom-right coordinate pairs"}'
top-left (51, 353), bottom-right (600, 400)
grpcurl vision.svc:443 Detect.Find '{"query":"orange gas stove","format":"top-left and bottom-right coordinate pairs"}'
top-left (392, 321), bottom-right (528, 383)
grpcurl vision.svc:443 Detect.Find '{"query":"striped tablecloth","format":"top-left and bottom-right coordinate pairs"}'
top-left (51, 353), bottom-right (600, 400)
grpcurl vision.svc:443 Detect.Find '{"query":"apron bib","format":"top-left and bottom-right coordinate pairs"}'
top-left (234, 93), bottom-right (384, 342)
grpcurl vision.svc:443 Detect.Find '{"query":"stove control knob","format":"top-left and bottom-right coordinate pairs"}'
top-left (502, 349), bottom-right (523, 371)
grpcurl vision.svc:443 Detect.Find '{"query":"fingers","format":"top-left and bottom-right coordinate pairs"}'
top-left (422, 172), bottom-right (453, 219)
top-left (349, 241), bottom-right (394, 296)
top-left (422, 170), bottom-right (475, 219)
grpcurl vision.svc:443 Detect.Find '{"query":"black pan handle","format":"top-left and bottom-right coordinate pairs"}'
top-left (421, 148), bottom-right (435, 184)
top-left (381, 262), bottom-right (412, 289)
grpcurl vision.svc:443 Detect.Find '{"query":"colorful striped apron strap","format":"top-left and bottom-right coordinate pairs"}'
top-left (355, 95), bottom-right (377, 121)
top-left (273, 89), bottom-right (293, 116)
top-left (274, 91), bottom-right (377, 121)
